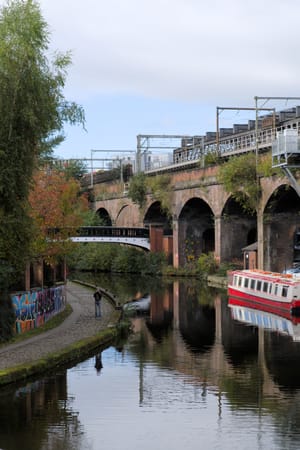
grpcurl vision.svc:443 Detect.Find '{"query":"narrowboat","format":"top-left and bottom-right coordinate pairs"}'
top-left (228, 269), bottom-right (300, 316)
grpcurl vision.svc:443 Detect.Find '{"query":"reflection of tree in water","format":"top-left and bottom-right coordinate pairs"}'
top-left (71, 271), bottom-right (169, 304)
top-left (179, 281), bottom-right (216, 352)
top-left (0, 373), bottom-right (89, 450)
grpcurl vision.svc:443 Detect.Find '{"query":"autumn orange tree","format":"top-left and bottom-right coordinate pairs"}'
top-left (29, 167), bottom-right (89, 269)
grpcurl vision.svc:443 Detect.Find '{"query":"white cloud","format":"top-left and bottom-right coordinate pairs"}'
top-left (33, 0), bottom-right (300, 104)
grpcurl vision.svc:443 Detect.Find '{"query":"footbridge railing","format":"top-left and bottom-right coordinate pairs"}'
top-left (70, 226), bottom-right (150, 250)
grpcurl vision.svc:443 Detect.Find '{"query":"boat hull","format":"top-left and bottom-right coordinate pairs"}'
top-left (228, 292), bottom-right (300, 320)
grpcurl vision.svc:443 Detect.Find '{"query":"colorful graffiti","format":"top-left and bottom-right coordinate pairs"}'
top-left (11, 285), bottom-right (66, 334)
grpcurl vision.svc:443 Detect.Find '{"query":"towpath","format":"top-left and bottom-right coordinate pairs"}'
top-left (0, 281), bottom-right (118, 372)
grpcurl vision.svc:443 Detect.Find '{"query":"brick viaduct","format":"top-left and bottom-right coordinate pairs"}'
top-left (90, 164), bottom-right (300, 272)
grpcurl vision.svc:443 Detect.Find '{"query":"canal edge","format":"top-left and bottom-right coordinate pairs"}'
top-left (0, 280), bottom-right (123, 387)
top-left (0, 326), bottom-right (118, 387)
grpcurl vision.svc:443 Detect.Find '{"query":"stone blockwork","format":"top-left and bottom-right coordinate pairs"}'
top-left (92, 166), bottom-right (300, 272)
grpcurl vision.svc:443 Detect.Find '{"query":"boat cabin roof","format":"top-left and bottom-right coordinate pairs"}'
top-left (231, 269), bottom-right (300, 284)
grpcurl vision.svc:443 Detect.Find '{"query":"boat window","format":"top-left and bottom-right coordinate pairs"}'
top-left (263, 282), bottom-right (268, 293)
top-left (269, 284), bottom-right (272, 294)
top-left (274, 284), bottom-right (278, 295)
top-left (244, 278), bottom-right (249, 288)
top-left (282, 286), bottom-right (289, 298)
top-left (250, 279), bottom-right (255, 289)
top-left (238, 276), bottom-right (242, 286)
top-left (256, 280), bottom-right (262, 291)
top-left (233, 275), bottom-right (238, 286)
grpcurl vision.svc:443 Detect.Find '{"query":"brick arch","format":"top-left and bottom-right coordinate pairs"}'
top-left (115, 203), bottom-right (141, 227)
top-left (95, 207), bottom-right (112, 225)
top-left (220, 195), bottom-right (257, 263)
top-left (143, 200), bottom-right (171, 230)
top-left (177, 197), bottom-right (215, 266)
top-left (173, 190), bottom-right (216, 219)
top-left (260, 177), bottom-right (293, 211)
top-left (262, 183), bottom-right (300, 271)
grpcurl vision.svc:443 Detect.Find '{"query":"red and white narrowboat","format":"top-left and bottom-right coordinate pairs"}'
top-left (228, 269), bottom-right (300, 316)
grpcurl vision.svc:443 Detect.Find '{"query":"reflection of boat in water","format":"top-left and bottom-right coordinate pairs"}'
top-left (228, 297), bottom-right (300, 341)
top-left (228, 269), bottom-right (300, 315)
top-left (123, 295), bottom-right (150, 314)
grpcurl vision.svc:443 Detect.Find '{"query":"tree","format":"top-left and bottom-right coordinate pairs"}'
top-left (29, 167), bottom-right (89, 267)
top-left (0, 0), bottom-right (85, 288)
top-left (128, 172), bottom-right (147, 209)
top-left (51, 159), bottom-right (88, 181)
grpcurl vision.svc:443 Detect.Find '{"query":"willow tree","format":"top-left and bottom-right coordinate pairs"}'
top-left (0, 0), bottom-right (85, 289)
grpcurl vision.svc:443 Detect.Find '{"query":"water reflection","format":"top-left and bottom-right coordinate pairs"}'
top-left (0, 372), bottom-right (91, 450)
top-left (2, 277), bottom-right (300, 449)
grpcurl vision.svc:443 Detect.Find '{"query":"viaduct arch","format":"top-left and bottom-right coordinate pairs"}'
top-left (93, 169), bottom-right (300, 272)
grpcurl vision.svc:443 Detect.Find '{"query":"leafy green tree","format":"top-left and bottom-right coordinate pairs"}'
top-left (128, 172), bottom-right (147, 209)
top-left (51, 159), bottom-right (88, 181)
top-left (0, 0), bottom-right (85, 289)
top-left (147, 174), bottom-right (172, 217)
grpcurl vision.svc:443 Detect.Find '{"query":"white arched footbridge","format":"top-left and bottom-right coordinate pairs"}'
top-left (70, 226), bottom-right (150, 250)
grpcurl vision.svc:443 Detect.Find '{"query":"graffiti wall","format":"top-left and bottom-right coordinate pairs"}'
top-left (11, 285), bottom-right (66, 334)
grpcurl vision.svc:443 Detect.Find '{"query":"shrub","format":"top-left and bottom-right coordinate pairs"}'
top-left (197, 253), bottom-right (217, 275)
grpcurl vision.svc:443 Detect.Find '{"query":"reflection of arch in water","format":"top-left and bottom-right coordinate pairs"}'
top-left (265, 335), bottom-right (300, 391)
top-left (145, 311), bottom-right (173, 343)
top-left (222, 300), bottom-right (258, 366)
top-left (178, 281), bottom-right (216, 353)
top-left (179, 304), bottom-right (216, 353)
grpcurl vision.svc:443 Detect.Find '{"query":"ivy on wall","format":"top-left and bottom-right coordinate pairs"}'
top-left (218, 152), bottom-right (280, 213)
top-left (128, 173), bottom-right (172, 215)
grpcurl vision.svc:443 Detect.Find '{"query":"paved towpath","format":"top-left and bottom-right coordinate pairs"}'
top-left (0, 282), bottom-right (117, 371)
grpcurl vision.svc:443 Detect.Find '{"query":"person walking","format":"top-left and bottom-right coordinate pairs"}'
top-left (93, 288), bottom-right (102, 318)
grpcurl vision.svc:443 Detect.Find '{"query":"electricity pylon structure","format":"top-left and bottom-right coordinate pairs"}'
top-left (258, 96), bottom-right (300, 197)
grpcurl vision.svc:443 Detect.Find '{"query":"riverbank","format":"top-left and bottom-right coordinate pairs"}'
top-left (0, 281), bottom-right (121, 386)
top-left (207, 274), bottom-right (227, 288)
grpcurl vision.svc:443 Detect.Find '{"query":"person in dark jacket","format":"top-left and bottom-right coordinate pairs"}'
top-left (93, 288), bottom-right (102, 318)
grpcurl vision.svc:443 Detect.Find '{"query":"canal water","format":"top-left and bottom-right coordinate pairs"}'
top-left (1, 274), bottom-right (300, 450)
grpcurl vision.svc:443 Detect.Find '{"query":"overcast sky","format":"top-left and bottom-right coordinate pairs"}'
top-left (3, 0), bottom-right (300, 160)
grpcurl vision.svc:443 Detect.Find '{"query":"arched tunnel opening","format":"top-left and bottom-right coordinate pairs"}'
top-left (144, 201), bottom-right (172, 234)
top-left (96, 208), bottom-right (112, 226)
top-left (264, 185), bottom-right (300, 271)
top-left (178, 198), bottom-right (214, 266)
top-left (221, 196), bottom-right (257, 264)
